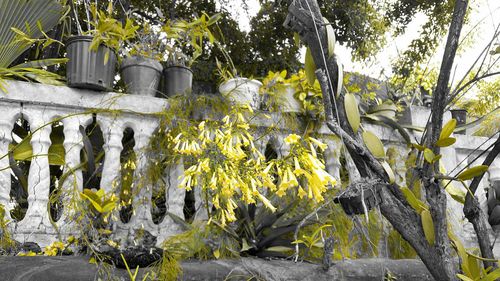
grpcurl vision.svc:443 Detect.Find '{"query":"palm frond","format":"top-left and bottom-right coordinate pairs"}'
top-left (0, 0), bottom-right (63, 67)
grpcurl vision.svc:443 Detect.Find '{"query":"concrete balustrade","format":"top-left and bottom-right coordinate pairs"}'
top-left (0, 80), bottom-right (498, 255)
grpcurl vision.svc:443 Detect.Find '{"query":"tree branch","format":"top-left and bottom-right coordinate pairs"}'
top-left (464, 134), bottom-right (500, 268)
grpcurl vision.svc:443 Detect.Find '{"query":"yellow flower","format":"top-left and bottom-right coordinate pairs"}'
top-left (308, 137), bottom-right (328, 151)
top-left (258, 193), bottom-right (276, 212)
top-left (298, 187), bottom-right (307, 199)
top-left (284, 134), bottom-right (301, 145)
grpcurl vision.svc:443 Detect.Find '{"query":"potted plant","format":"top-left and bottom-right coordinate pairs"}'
top-left (66, 3), bottom-right (137, 91)
top-left (216, 57), bottom-right (262, 109)
top-left (160, 13), bottom-right (221, 97)
top-left (120, 24), bottom-right (164, 97)
top-left (260, 70), bottom-right (313, 114)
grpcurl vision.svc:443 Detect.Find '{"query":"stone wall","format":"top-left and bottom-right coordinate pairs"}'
top-left (0, 81), bottom-right (498, 256)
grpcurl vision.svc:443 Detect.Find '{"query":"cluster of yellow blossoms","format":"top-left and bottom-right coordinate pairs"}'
top-left (171, 111), bottom-right (336, 226)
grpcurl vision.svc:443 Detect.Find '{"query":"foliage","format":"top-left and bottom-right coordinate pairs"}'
top-left (0, 0), bottom-right (67, 90)
top-left (162, 12), bottom-right (221, 66)
top-left (457, 78), bottom-right (500, 117)
top-left (87, 3), bottom-right (138, 63)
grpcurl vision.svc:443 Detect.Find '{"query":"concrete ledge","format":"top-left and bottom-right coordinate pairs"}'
top-left (0, 256), bottom-right (433, 281)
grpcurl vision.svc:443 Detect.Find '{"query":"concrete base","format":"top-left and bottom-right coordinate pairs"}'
top-left (0, 256), bottom-right (433, 281)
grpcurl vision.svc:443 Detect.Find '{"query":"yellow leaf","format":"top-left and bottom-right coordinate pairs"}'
top-left (213, 249), bottom-right (220, 259)
top-left (421, 210), bottom-right (435, 245)
top-left (293, 32), bottom-right (300, 47)
top-left (467, 254), bottom-right (481, 280)
top-left (457, 165), bottom-right (489, 181)
top-left (381, 161), bottom-right (395, 184)
top-left (305, 47), bottom-right (316, 86)
top-left (266, 246), bottom-right (293, 253)
top-left (423, 148), bottom-right (435, 163)
top-left (435, 137), bottom-right (456, 147)
top-left (440, 119), bottom-right (457, 140)
top-left (323, 17), bottom-right (335, 58)
top-left (412, 143), bottom-right (425, 152)
top-left (344, 93), bottom-right (360, 133)
top-left (401, 187), bottom-right (426, 213)
top-left (445, 183), bottom-right (465, 204)
top-left (362, 131), bottom-right (385, 159)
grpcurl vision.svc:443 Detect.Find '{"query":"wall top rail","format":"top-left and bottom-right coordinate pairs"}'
top-left (0, 81), bottom-right (169, 114)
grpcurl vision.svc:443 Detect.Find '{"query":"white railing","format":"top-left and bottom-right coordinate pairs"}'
top-left (0, 80), bottom-right (499, 252)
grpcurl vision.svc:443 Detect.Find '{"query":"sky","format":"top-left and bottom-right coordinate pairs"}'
top-left (225, 0), bottom-right (500, 84)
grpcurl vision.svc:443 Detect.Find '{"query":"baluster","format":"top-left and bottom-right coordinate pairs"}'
top-left (16, 110), bottom-right (54, 233)
top-left (99, 115), bottom-right (124, 193)
top-left (128, 121), bottom-right (156, 228)
top-left (0, 115), bottom-right (15, 218)
top-left (323, 138), bottom-right (341, 187)
top-left (57, 115), bottom-right (85, 232)
top-left (157, 161), bottom-right (186, 242)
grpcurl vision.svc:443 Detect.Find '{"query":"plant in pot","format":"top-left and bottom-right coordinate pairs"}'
top-left (160, 13), bottom-right (221, 97)
top-left (216, 56), bottom-right (262, 110)
top-left (260, 70), bottom-right (302, 113)
top-left (66, 3), bottom-right (137, 91)
top-left (120, 24), bottom-right (164, 97)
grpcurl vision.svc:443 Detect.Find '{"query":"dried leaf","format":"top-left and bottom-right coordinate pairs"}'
top-left (381, 161), bottom-right (395, 184)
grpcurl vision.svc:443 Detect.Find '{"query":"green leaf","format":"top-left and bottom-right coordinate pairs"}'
top-left (440, 119), bottom-right (457, 140)
top-left (381, 161), bottom-right (395, 184)
top-left (435, 137), bottom-right (456, 147)
top-left (457, 165), bottom-right (489, 181)
top-left (401, 187), bottom-right (426, 213)
top-left (305, 47), bottom-right (316, 86)
top-left (421, 210), bottom-right (435, 245)
top-left (344, 93), bottom-right (360, 133)
top-left (423, 148), bottom-right (436, 163)
top-left (323, 17), bottom-right (335, 58)
top-left (362, 131), bottom-right (385, 159)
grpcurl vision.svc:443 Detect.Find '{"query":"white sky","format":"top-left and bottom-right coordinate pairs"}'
top-left (225, 0), bottom-right (500, 84)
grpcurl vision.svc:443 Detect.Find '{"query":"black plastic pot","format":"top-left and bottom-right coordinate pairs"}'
top-left (66, 35), bottom-right (117, 91)
top-left (334, 183), bottom-right (382, 215)
top-left (120, 56), bottom-right (163, 96)
top-left (160, 66), bottom-right (193, 97)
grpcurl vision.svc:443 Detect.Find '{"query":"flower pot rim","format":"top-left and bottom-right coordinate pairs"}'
top-left (121, 56), bottom-right (163, 72)
top-left (66, 35), bottom-right (94, 44)
top-left (163, 65), bottom-right (193, 73)
top-left (220, 77), bottom-right (263, 87)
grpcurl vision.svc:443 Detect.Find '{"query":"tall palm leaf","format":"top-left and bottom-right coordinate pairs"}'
top-left (0, 0), bottom-right (63, 68)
